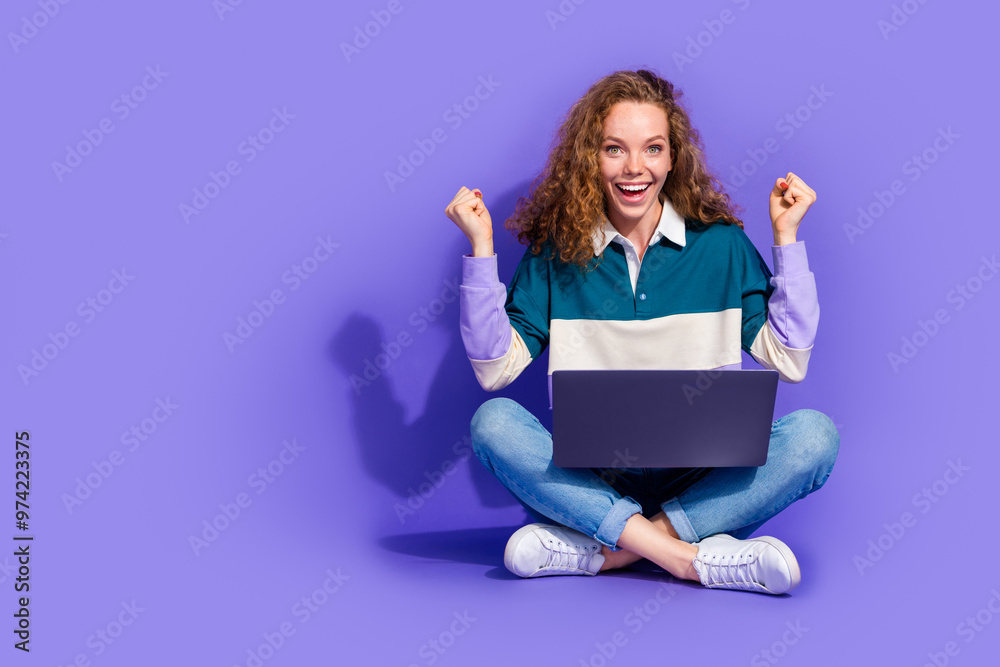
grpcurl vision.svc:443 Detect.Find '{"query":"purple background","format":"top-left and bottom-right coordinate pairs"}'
top-left (3, 1), bottom-right (998, 665)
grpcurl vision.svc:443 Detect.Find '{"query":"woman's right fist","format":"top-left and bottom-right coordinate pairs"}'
top-left (445, 187), bottom-right (494, 253)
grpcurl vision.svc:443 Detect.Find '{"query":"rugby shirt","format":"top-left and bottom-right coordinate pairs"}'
top-left (459, 198), bottom-right (818, 408)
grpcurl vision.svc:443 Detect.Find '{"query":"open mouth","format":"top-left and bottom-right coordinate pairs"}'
top-left (615, 183), bottom-right (651, 201)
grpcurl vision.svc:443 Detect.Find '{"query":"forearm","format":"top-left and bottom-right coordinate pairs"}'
top-left (749, 241), bottom-right (818, 383)
top-left (460, 253), bottom-right (512, 360)
top-left (459, 253), bottom-right (532, 390)
top-left (765, 241), bottom-right (818, 349)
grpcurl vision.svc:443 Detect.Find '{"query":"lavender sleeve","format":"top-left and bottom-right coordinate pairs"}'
top-left (766, 241), bottom-right (818, 349)
top-left (459, 253), bottom-right (513, 360)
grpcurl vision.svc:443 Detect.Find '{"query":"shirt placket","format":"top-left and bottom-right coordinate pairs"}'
top-left (633, 244), bottom-right (651, 316)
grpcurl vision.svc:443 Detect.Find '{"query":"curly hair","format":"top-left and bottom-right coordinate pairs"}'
top-left (505, 68), bottom-right (744, 271)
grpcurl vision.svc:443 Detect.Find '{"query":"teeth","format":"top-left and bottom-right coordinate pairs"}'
top-left (618, 184), bottom-right (649, 192)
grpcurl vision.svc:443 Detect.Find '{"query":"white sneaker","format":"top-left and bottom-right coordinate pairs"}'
top-left (503, 523), bottom-right (606, 578)
top-left (692, 533), bottom-right (801, 594)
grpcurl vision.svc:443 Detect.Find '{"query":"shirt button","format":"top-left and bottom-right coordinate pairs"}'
top-left (639, 293), bottom-right (647, 300)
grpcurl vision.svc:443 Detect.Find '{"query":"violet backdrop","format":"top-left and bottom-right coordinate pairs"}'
top-left (3, 1), bottom-right (998, 665)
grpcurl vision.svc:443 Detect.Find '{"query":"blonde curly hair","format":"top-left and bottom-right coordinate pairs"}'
top-left (506, 68), bottom-right (744, 270)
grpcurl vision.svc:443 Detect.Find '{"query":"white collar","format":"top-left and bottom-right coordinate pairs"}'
top-left (591, 197), bottom-right (687, 256)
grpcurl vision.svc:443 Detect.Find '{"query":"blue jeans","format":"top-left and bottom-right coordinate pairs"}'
top-left (470, 397), bottom-right (839, 550)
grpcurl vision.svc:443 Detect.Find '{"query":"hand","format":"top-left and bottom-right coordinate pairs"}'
top-left (769, 172), bottom-right (816, 245)
top-left (445, 186), bottom-right (494, 256)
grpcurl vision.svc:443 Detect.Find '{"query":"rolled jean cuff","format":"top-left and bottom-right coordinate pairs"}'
top-left (594, 496), bottom-right (643, 551)
top-left (661, 498), bottom-right (699, 543)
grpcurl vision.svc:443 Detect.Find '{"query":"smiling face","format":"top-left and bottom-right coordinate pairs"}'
top-left (598, 101), bottom-right (672, 231)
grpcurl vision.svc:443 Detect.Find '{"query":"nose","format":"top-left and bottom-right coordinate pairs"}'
top-left (624, 152), bottom-right (643, 175)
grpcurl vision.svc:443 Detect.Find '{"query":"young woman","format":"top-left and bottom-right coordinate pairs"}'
top-left (443, 69), bottom-right (839, 594)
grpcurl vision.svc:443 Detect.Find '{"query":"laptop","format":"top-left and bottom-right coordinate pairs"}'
top-left (551, 369), bottom-right (778, 468)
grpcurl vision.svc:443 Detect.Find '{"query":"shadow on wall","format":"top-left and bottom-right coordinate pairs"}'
top-left (330, 182), bottom-right (553, 530)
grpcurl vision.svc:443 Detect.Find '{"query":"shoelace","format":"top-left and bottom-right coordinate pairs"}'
top-left (699, 544), bottom-right (765, 591)
top-left (541, 539), bottom-right (598, 573)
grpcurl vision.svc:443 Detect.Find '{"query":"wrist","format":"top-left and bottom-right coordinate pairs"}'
top-left (471, 238), bottom-right (494, 257)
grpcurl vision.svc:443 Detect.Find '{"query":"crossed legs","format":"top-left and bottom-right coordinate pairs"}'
top-left (470, 396), bottom-right (840, 582)
top-left (601, 511), bottom-right (700, 580)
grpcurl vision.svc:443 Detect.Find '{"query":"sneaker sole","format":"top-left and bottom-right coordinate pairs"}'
top-left (749, 536), bottom-right (802, 594)
top-left (503, 523), bottom-right (551, 577)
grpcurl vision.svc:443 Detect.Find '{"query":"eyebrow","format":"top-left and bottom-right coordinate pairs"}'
top-left (603, 135), bottom-right (667, 144)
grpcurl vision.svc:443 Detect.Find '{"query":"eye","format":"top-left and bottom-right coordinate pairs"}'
top-left (648, 145), bottom-right (663, 154)
top-left (605, 146), bottom-right (622, 155)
